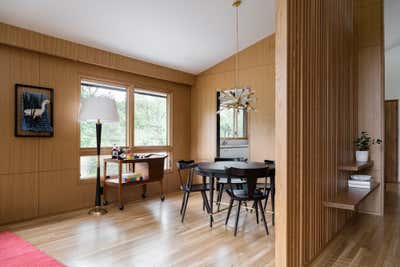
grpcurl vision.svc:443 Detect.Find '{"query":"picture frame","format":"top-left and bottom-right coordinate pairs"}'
top-left (15, 84), bottom-right (54, 137)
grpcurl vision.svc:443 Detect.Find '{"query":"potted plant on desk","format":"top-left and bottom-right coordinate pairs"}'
top-left (355, 131), bottom-right (382, 162)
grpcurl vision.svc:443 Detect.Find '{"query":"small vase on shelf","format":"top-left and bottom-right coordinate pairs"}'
top-left (354, 131), bottom-right (382, 163)
top-left (355, 151), bottom-right (369, 162)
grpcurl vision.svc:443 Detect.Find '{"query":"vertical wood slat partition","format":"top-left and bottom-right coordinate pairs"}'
top-left (276, 0), bottom-right (357, 265)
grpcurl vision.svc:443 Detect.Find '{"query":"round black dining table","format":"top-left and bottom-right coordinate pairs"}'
top-left (195, 161), bottom-right (275, 227)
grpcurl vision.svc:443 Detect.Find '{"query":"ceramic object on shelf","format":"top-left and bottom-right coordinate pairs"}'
top-left (356, 151), bottom-right (369, 162)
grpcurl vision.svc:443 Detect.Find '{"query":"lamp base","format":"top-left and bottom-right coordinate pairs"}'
top-left (88, 206), bottom-right (107, 216)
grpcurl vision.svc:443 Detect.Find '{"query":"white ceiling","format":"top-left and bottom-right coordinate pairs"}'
top-left (0, 0), bottom-right (275, 74)
top-left (385, 0), bottom-right (400, 51)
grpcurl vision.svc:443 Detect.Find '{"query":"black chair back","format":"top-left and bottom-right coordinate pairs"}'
top-left (264, 160), bottom-right (275, 177)
top-left (176, 160), bottom-right (197, 189)
top-left (215, 157), bottom-right (246, 162)
top-left (225, 167), bottom-right (268, 199)
top-left (264, 160), bottom-right (275, 165)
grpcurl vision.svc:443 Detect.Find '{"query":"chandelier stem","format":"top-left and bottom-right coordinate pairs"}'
top-left (234, 0), bottom-right (240, 90)
top-left (233, 109), bottom-right (239, 138)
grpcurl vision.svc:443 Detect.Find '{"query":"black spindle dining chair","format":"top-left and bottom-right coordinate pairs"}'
top-left (255, 160), bottom-right (275, 212)
top-left (177, 160), bottom-right (211, 223)
top-left (225, 166), bottom-right (269, 236)
top-left (214, 157), bottom-right (247, 212)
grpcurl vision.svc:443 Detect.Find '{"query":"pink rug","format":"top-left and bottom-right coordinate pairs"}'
top-left (0, 231), bottom-right (64, 267)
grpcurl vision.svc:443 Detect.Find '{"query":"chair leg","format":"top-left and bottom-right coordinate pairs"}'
top-left (201, 191), bottom-right (211, 213)
top-left (264, 189), bottom-right (270, 212)
top-left (180, 192), bottom-right (187, 215)
top-left (217, 183), bottom-right (224, 212)
top-left (225, 197), bottom-right (234, 225)
top-left (181, 191), bottom-right (190, 223)
top-left (234, 200), bottom-right (242, 236)
top-left (259, 200), bottom-right (269, 235)
top-left (255, 200), bottom-right (259, 224)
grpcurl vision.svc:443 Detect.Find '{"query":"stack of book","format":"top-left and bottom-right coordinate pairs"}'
top-left (122, 173), bottom-right (144, 183)
top-left (348, 175), bottom-right (372, 189)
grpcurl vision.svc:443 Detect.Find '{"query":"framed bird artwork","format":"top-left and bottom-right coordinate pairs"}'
top-left (15, 84), bottom-right (54, 137)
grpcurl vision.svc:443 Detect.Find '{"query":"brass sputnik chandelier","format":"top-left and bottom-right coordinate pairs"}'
top-left (218, 0), bottom-right (256, 137)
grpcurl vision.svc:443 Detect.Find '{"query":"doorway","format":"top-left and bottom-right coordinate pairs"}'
top-left (385, 100), bottom-right (399, 183)
top-left (216, 92), bottom-right (249, 159)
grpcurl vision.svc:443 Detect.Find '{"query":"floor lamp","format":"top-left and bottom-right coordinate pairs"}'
top-left (79, 97), bottom-right (119, 215)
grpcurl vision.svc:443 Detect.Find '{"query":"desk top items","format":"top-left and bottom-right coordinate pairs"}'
top-left (126, 151), bottom-right (134, 160)
top-left (15, 84), bottom-right (54, 137)
top-left (122, 172), bottom-right (145, 183)
top-left (111, 145), bottom-right (131, 160)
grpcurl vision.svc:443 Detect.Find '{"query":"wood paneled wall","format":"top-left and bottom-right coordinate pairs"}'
top-left (191, 35), bottom-right (275, 162)
top-left (0, 23), bottom-right (195, 86)
top-left (356, 0), bottom-right (385, 215)
top-left (275, 0), bottom-right (373, 265)
top-left (0, 43), bottom-right (191, 225)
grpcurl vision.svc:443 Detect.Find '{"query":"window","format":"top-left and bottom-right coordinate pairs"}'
top-left (80, 82), bottom-right (127, 148)
top-left (80, 155), bottom-right (119, 178)
top-left (80, 81), bottom-right (127, 179)
top-left (79, 81), bottom-right (171, 180)
top-left (134, 90), bottom-right (168, 146)
top-left (219, 109), bottom-right (247, 139)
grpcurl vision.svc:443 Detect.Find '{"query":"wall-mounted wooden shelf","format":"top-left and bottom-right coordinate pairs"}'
top-left (338, 161), bottom-right (373, 172)
top-left (323, 182), bottom-right (380, 211)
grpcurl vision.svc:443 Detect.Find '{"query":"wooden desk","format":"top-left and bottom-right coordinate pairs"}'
top-left (103, 156), bottom-right (167, 210)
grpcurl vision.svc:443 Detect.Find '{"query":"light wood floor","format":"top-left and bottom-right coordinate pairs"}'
top-left (312, 183), bottom-right (400, 267)
top-left (0, 192), bottom-right (275, 267)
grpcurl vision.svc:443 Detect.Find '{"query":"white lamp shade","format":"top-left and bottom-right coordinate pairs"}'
top-left (79, 97), bottom-right (120, 122)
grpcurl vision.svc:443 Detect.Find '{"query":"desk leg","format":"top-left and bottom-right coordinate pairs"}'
top-left (209, 175), bottom-right (214, 228)
top-left (271, 175), bottom-right (275, 226)
top-left (118, 162), bottom-right (124, 210)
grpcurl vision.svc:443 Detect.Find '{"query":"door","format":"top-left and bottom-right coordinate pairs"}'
top-left (385, 100), bottom-right (399, 183)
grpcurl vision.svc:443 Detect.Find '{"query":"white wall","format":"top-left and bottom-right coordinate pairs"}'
top-left (386, 47), bottom-right (400, 99)
top-left (385, 46), bottom-right (400, 181)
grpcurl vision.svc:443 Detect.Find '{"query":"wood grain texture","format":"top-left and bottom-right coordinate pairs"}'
top-left (275, 0), bottom-right (360, 265)
top-left (323, 182), bottom-right (380, 211)
top-left (190, 35), bottom-right (275, 163)
top-left (385, 100), bottom-right (398, 183)
top-left (275, 0), bottom-right (288, 265)
top-left (312, 184), bottom-right (400, 266)
top-left (0, 173), bottom-right (39, 225)
top-left (338, 161), bottom-right (374, 172)
top-left (0, 193), bottom-right (275, 267)
top-left (0, 23), bottom-right (195, 86)
top-left (0, 44), bottom-right (191, 225)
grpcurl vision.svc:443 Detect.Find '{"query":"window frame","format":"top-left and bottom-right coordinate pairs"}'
top-left (79, 77), bottom-right (173, 181)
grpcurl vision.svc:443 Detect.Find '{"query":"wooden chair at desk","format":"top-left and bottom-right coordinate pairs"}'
top-left (103, 156), bottom-right (167, 210)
